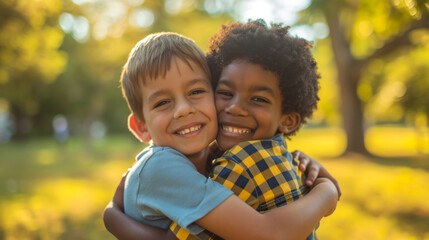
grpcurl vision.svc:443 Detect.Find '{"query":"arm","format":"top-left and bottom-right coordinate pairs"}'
top-left (103, 173), bottom-right (177, 240)
top-left (293, 150), bottom-right (342, 199)
top-left (120, 150), bottom-right (338, 240)
top-left (104, 201), bottom-right (177, 240)
top-left (197, 177), bottom-right (337, 240)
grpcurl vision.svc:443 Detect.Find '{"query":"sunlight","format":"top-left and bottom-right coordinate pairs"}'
top-left (234, 0), bottom-right (310, 25)
top-left (233, 0), bottom-right (328, 41)
top-left (1, 132), bottom-right (428, 239)
top-left (204, 0), bottom-right (233, 15)
top-left (129, 8), bottom-right (155, 29)
top-left (319, 157), bottom-right (429, 239)
top-left (366, 126), bottom-right (429, 156)
top-left (58, 13), bottom-right (90, 42)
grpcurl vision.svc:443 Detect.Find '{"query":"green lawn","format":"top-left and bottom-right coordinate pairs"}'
top-left (0, 127), bottom-right (428, 239)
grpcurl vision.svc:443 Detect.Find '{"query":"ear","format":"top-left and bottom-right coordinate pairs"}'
top-left (278, 112), bottom-right (301, 135)
top-left (128, 114), bottom-right (151, 142)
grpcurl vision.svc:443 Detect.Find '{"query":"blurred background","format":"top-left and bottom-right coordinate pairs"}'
top-left (0, 0), bottom-right (428, 239)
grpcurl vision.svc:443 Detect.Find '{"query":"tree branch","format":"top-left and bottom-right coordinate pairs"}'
top-left (361, 13), bottom-right (429, 66)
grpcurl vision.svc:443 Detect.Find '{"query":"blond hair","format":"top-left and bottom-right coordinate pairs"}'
top-left (120, 32), bottom-right (210, 121)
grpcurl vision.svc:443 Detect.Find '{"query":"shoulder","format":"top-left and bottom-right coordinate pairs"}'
top-left (219, 136), bottom-right (286, 164)
top-left (138, 145), bottom-right (189, 163)
top-left (133, 146), bottom-right (195, 178)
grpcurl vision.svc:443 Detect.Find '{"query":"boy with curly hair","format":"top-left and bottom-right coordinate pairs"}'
top-left (169, 19), bottom-right (324, 240)
top-left (104, 21), bottom-right (339, 240)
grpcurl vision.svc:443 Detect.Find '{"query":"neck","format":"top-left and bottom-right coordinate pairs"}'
top-left (186, 148), bottom-right (209, 176)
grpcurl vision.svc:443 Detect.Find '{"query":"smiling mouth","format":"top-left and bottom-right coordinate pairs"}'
top-left (177, 124), bottom-right (202, 135)
top-left (221, 125), bottom-right (251, 134)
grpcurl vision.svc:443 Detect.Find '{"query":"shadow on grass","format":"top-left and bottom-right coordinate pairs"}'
top-left (332, 151), bottom-right (429, 172)
top-left (348, 198), bottom-right (429, 238)
top-left (393, 211), bottom-right (429, 239)
top-left (367, 155), bottom-right (429, 172)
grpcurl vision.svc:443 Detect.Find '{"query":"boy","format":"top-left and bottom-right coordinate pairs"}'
top-left (169, 20), bottom-right (326, 239)
top-left (109, 30), bottom-right (338, 239)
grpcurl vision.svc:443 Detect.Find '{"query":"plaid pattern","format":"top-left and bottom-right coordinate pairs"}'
top-left (170, 135), bottom-right (316, 240)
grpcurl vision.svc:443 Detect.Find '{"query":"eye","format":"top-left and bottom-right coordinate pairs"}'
top-left (216, 90), bottom-right (233, 97)
top-left (153, 100), bottom-right (170, 109)
top-left (251, 96), bottom-right (270, 103)
top-left (189, 89), bottom-right (206, 96)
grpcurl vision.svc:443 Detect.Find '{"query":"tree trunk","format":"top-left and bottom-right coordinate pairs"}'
top-left (319, 0), bottom-right (429, 155)
top-left (10, 105), bottom-right (28, 140)
top-left (324, 6), bottom-right (369, 155)
top-left (337, 64), bottom-right (369, 155)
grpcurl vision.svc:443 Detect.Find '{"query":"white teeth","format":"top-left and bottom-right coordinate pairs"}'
top-left (223, 126), bottom-right (250, 134)
top-left (178, 125), bottom-right (201, 135)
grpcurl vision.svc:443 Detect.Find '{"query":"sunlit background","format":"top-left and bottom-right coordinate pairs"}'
top-left (1, 0), bottom-right (428, 239)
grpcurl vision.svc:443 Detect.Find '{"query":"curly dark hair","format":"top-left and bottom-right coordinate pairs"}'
top-left (206, 20), bottom-right (320, 135)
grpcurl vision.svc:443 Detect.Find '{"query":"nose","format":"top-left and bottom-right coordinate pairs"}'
top-left (173, 98), bottom-right (195, 119)
top-left (225, 97), bottom-right (248, 117)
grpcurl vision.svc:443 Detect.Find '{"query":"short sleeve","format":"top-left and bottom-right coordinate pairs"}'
top-left (129, 147), bottom-right (233, 234)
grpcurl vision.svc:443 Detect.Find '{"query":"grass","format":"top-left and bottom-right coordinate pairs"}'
top-left (0, 136), bottom-right (142, 240)
top-left (0, 127), bottom-right (428, 239)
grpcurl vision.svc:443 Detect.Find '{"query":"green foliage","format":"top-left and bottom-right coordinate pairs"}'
top-left (304, 0), bottom-right (429, 126)
top-left (2, 0), bottom-right (428, 141)
top-left (0, 0), bottom-right (66, 115)
top-left (0, 0), bottom-right (233, 139)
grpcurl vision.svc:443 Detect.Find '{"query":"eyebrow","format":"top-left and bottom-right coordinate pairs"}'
top-left (147, 78), bottom-right (211, 104)
top-left (147, 89), bottom-right (169, 105)
top-left (186, 78), bottom-right (211, 88)
top-left (217, 79), bottom-right (276, 96)
top-left (250, 85), bottom-right (276, 96)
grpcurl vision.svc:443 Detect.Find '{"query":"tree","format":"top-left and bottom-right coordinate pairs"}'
top-left (301, 0), bottom-right (429, 155)
top-left (0, 0), bottom-right (232, 139)
top-left (0, 0), bottom-right (67, 139)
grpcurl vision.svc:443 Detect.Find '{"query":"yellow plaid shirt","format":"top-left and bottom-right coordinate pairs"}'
top-left (170, 135), bottom-right (316, 240)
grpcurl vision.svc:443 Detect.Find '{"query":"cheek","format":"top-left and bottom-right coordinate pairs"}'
top-left (202, 98), bottom-right (218, 120)
top-left (257, 114), bottom-right (279, 135)
top-left (215, 100), bottom-right (230, 118)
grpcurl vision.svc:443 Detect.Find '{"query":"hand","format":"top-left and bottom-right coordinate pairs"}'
top-left (292, 150), bottom-right (342, 200)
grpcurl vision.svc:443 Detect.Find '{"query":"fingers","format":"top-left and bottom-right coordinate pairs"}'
top-left (293, 150), bottom-right (309, 172)
top-left (293, 150), bottom-right (341, 200)
top-left (292, 150), bottom-right (300, 159)
top-left (305, 166), bottom-right (319, 186)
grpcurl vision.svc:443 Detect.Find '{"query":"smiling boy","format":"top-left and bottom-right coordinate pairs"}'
top-left (108, 30), bottom-right (338, 240)
top-left (215, 60), bottom-right (297, 150)
top-left (129, 58), bottom-right (217, 174)
top-left (167, 20), bottom-right (325, 240)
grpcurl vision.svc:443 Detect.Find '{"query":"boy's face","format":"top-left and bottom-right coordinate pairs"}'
top-left (140, 57), bottom-right (218, 156)
top-left (215, 60), bottom-right (292, 151)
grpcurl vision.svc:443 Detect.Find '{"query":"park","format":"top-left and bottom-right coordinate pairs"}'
top-left (1, 0), bottom-right (428, 239)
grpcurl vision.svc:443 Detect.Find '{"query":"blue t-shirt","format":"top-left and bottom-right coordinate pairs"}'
top-left (124, 145), bottom-right (233, 235)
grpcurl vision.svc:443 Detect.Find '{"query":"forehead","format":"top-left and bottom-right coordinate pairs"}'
top-left (141, 58), bottom-right (211, 98)
top-left (219, 60), bottom-right (279, 92)
top-left (143, 57), bottom-right (208, 84)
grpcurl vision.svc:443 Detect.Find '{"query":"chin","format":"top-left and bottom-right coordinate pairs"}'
top-left (181, 144), bottom-right (207, 155)
top-left (217, 140), bottom-right (238, 152)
